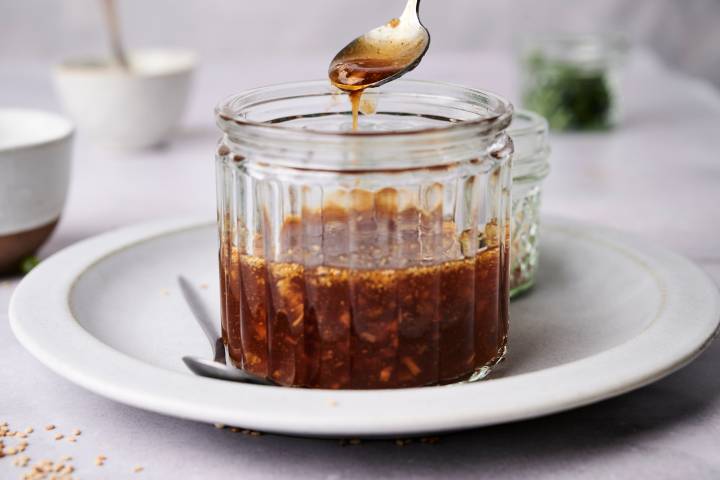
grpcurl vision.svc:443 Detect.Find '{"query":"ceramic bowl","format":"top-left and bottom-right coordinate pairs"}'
top-left (54, 49), bottom-right (195, 149)
top-left (0, 108), bottom-right (74, 274)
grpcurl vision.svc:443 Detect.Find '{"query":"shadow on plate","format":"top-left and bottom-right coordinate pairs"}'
top-left (143, 339), bottom-right (720, 477)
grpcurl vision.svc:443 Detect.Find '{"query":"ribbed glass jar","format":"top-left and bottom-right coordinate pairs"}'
top-left (214, 80), bottom-right (514, 389)
top-left (508, 110), bottom-right (551, 298)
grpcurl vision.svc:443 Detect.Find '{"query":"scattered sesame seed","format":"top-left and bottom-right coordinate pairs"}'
top-left (45, 425), bottom-right (55, 431)
top-left (25, 427), bottom-right (34, 434)
top-left (72, 429), bottom-right (81, 436)
top-left (54, 433), bottom-right (64, 440)
top-left (67, 436), bottom-right (78, 443)
top-left (327, 399), bottom-right (339, 407)
top-left (213, 423), bottom-right (225, 429)
top-left (13, 454), bottom-right (31, 467)
top-left (62, 455), bottom-right (72, 462)
top-left (199, 283), bottom-right (208, 290)
top-left (133, 466), bottom-right (144, 473)
top-left (420, 436), bottom-right (440, 445)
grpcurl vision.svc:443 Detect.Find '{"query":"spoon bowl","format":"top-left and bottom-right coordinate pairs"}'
top-left (182, 356), bottom-right (275, 386)
top-left (329, 0), bottom-right (430, 91)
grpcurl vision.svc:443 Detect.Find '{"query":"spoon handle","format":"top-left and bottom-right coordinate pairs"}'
top-left (178, 276), bottom-right (225, 363)
top-left (102, 0), bottom-right (129, 69)
top-left (402, 0), bottom-right (421, 18)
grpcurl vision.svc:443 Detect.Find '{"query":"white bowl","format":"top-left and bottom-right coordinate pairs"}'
top-left (0, 108), bottom-right (74, 273)
top-left (54, 49), bottom-right (195, 149)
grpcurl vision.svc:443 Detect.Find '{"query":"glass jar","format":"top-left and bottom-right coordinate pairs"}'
top-left (508, 110), bottom-right (551, 298)
top-left (519, 33), bottom-right (627, 131)
top-left (214, 80), bottom-right (514, 389)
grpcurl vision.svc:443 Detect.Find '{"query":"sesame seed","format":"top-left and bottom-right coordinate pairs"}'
top-left (133, 466), bottom-right (144, 473)
top-left (54, 433), bottom-right (64, 440)
top-left (25, 427), bottom-right (34, 434)
top-left (420, 436), bottom-right (440, 445)
top-left (72, 429), bottom-right (81, 436)
top-left (213, 423), bottom-right (225, 429)
top-left (45, 424), bottom-right (55, 431)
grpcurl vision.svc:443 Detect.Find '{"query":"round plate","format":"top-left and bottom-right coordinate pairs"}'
top-left (10, 218), bottom-right (720, 437)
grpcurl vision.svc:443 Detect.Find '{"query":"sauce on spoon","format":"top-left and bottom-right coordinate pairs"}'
top-left (329, 0), bottom-right (430, 131)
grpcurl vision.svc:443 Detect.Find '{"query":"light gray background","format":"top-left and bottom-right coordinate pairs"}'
top-left (1, 0), bottom-right (720, 88)
top-left (2, 2), bottom-right (720, 479)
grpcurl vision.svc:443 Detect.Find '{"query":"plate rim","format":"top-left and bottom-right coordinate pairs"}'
top-left (9, 217), bottom-right (720, 437)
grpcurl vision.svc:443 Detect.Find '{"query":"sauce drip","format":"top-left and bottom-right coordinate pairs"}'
top-left (349, 90), bottom-right (362, 131)
top-left (331, 58), bottom-right (405, 131)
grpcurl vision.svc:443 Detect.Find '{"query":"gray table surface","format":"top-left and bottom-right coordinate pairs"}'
top-left (2, 50), bottom-right (720, 479)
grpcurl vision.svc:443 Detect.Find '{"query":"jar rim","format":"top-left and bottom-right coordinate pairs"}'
top-left (216, 79), bottom-right (513, 138)
top-left (520, 32), bottom-right (628, 71)
top-left (509, 109), bottom-right (551, 179)
top-left (215, 80), bottom-right (514, 172)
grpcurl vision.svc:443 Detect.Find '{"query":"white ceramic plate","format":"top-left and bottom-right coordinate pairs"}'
top-left (10, 218), bottom-right (720, 437)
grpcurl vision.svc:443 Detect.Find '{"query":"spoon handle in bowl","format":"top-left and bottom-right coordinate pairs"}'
top-left (102, 0), bottom-right (129, 69)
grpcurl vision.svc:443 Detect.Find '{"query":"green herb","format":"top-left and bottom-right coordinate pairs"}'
top-left (20, 255), bottom-right (40, 274)
top-left (522, 52), bottom-right (613, 131)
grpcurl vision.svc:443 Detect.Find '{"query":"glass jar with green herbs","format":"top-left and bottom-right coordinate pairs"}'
top-left (520, 34), bottom-right (626, 131)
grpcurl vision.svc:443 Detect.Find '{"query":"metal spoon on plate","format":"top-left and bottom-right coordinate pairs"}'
top-left (178, 276), bottom-right (275, 386)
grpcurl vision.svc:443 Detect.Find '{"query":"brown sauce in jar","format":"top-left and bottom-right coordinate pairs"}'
top-left (219, 203), bottom-right (509, 389)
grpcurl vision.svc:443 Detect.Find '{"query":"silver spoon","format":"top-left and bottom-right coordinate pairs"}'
top-left (178, 276), bottom-right (275, 386)
top-left (102, 0), bottom-right (129, 70)
top-left (329, 0), bottom-right (430, 91)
